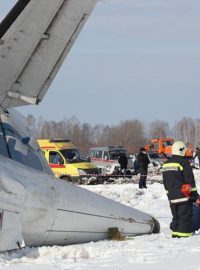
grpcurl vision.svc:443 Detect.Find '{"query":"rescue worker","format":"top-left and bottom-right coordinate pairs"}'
top-left (118, 152), bottom-right (128, 176)
top-left (137, 147), bottom-right (150, 189)
top-left (162, 141), bottom-right (200, 238)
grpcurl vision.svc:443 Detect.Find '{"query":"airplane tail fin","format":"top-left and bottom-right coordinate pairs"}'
top-left (0, 0), bottom-right (98, 110)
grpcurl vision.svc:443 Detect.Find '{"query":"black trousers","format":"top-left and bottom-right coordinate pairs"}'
top-left (139, 168), bottom-right (148, 188)
top-left (193, 203), bottom-right (200, 231)
top-left (170, 202), bottom-right (193, 236)
top-left (139, 175), bottom-right (147, 188)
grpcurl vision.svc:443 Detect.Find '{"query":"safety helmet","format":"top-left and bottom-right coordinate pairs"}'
top-left (172, 141), bottom-right (187, 156)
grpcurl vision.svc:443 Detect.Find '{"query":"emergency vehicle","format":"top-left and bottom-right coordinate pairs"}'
top-left (144, 137), bottom-right (193, 158)
top-left (38, 139), bottom-right (100, 183)
top-left (88, 146), bottom-right (134, 174)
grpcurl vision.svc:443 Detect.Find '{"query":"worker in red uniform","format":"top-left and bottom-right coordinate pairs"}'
top-left (162, 141), bottom-right (200, 237)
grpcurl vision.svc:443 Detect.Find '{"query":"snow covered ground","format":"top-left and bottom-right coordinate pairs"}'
top-left (1, 170), bottom-right (200, 270)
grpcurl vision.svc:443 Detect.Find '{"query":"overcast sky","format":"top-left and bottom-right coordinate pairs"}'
top-left (1, 0), bottom-right (200, 126)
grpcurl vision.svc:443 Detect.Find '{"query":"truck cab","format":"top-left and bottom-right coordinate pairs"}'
top-left (145, 137), bottom-right (193, 158)
top-left (150, 137), bottom-right (173, 156)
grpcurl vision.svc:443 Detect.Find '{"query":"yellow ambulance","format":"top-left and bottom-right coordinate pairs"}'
top-left (37, 139), bottom-right (100, 183)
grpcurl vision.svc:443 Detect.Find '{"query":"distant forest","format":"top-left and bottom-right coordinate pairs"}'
top-left (26, 115), bottom-right (200, 154)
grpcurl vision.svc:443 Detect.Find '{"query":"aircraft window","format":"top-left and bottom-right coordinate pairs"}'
top-left (2, 123), bottom-right (43, 171)
top-left (7, 137), bottom-right (43, 171)
top-left (24, 148), bottom-right (43, 171)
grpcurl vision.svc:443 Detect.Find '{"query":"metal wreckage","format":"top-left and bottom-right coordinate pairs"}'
top-left (0, 0), bottom-right (160, 252)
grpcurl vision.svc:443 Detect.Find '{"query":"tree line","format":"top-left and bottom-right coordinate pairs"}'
top-left (26, 115), bottom-right (200, 154)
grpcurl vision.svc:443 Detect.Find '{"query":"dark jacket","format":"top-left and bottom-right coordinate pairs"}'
top-left (194, 150), bottom-right (200, 160)
top-left (137, 151), bottom-right (150, 174)
top-left (162, 155), bottom-right (199, 204)
top-left (118, 154), bottom-right (128, 169)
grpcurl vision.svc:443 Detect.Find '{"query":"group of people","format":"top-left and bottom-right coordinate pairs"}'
top-left (117, 148), bottom-right (150, 188)
top-left (118, 142), bottom-right (200, 238)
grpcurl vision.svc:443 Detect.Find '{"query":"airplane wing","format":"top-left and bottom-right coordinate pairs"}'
top-left (0, 0), bottom-right (97, 110)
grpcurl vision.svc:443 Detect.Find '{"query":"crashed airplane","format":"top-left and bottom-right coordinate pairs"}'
top-left (0, 0), bottom-right (160, 252)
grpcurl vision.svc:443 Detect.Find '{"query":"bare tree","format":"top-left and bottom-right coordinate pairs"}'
top-left (27, 114), bottom-right (200, 155)
top-left (172, 117), bottom-right (195, 145)
top-left (148, 120), bottom-right (169, 139)
top-left (194, 119), bottom-right (200, 148)
top-left (96, 120), bottom-right (146, 153)
top-left (92, 124), bottom-right (105, 145)
top-left (40, 120), bottom-right (51, 139)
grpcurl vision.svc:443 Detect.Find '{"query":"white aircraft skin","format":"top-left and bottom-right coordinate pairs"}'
top-left (0, 1), bottom-right (160, 252)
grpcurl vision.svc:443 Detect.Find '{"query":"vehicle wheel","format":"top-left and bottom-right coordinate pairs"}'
top-left (61, 176), bottom-right (73, 183)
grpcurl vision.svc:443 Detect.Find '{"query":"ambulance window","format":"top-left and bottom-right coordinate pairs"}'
top-left (103, 151), bottom-right (109, 160)
top-left (95, 151), bottom-right (102, 158)
top-left (49, 151), bottom-right (64, 164)
top-left (89, 150), bottom-right (95, 158)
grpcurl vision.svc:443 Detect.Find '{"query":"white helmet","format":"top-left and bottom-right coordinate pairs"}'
top-left (172, 141), bottom-right (187, 156)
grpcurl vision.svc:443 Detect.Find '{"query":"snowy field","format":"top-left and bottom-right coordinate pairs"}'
top-left (1, 170), bottom-right (200, 270)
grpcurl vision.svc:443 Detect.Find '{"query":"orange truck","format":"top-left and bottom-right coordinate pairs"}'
top-left (144, 137), bottom-right (193, 158)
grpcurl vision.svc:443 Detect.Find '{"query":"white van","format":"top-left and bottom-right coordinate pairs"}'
top-left (88, 146), bottom-right (134, 174)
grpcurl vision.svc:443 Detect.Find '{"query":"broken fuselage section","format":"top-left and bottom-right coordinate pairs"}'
top-left (0, 110), bottom-right (160, 252)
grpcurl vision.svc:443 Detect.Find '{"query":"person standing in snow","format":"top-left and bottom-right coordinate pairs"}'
top-left (137, 147), bottom-right (150, 189)
top-left (192, 203), bottom-right (200, 232)
top-left (118, 152), bottom-right (128, 176)
top-left (194, 147), bottom-right (200, 167)
top-left (162, 141), bottom-right (200, 238)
